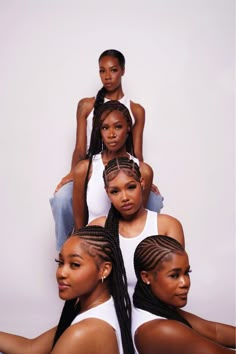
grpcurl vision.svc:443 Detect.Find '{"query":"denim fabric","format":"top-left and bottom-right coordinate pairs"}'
top-left (50, 181), bottom-right (74, 251)
top-left (50, 182), bottom-right (164, 251)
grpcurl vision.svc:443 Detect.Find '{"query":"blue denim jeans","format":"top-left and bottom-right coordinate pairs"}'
top-left (50, 182), bottom-right (164, 251)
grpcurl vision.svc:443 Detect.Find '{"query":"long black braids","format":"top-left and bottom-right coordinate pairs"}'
top-left (104, 156), bottom-right (141, 243)
top-left (82, 102), bottom-right (135, 225)
top-left (52, 225), bottom-right (135, 354)
top-left (133, 235), bottom-right (192, 328)
top-left (93, 49), bottom-right (125, 121)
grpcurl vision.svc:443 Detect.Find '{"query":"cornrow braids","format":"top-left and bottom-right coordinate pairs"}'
top-left (53, 225), bottom-right (135, 354)
top-left (103, 156), bottom-right (141, 188)
top-left (133, 235), bottom-right (192, 328)
top-left (104, 156), bottom-right (141, 242)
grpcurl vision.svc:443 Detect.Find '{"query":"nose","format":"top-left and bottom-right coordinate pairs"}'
top-left (108, 128), bottom-right (116, 138)
top-left (57, 265), bottom-right (68, 279)
top-left (179, 275), bottom-right (190, 289)
top-left (121, 190), bottom-right (129, 201)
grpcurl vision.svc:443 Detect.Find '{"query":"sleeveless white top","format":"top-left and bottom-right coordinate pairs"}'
top-left (71, 297), bottom-right (123, 354)
top-left (119, 210), bottom-right (158, 299)
top-left (86, 95), bottom-right (135, 151)
top-left (87, 153), bottom-right (139, 223)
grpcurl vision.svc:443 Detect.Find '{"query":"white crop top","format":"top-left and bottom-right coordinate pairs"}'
top-left (86, 95), bottom-right (135, 151)
top-left (71, 297), bottom-right (123, 354)
top-left (119, 210), bottom-right (158, 299)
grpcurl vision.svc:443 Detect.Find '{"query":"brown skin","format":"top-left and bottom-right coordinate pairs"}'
top-left (90, 171), bottom-right (184, 247)
top-left (0, 237), bottom-right (120, 354)
top-left (72, 110), bottom-right (153, 229)
top-left (55, 55), bottom-right (145, 192)
top-left (135, 252), bottom-right (235, 353)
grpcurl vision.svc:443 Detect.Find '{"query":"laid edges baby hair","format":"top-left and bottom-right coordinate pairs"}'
top-left (133, 235), bottom-right (192, 328)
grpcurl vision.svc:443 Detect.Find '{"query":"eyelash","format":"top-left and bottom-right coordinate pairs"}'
top-left (55, 259), bottom-right (81, 268)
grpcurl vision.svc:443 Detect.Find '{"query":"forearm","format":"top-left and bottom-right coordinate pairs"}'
top-left (0, 332), bottom-right (32, 354)
top-left (215, 322), bottom-right (236, 348)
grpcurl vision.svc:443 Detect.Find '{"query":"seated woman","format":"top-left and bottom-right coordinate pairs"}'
top-left (50, 49), bottom-right (163, 251)
top-left (132, 235), bottom-right (236, 354)
top-left (0, 226), bottom-right (135, 354)
top-left (73, 100), bottom-right (154, 231)
top-left (89, 156), bottom-right (185, 299)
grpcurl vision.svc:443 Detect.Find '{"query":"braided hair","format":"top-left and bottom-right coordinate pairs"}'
top-left (93, 49), bottom-right (126, 118)
top-left (82, 102), bottom-right (135, 224)
top-left (104, 156), bottom-right (141, 243)
top-left (53, 225), bottom-right (135, 354)
top-left (133, 235), bottom-right (192, 327)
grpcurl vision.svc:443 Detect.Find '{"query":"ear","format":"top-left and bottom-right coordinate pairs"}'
top-left (140, 270), bottom-right (151, 285)
top-left (100, 261), bottom-right (112, 280)
top-left (121, 67), bottom-right (125, 76)
top-left (140, 177), bottom-right (145, 191)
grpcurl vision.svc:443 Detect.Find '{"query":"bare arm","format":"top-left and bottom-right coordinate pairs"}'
top-left (54, 98), bottom-right (94, 193)
top-left (130, 101), bottom-right (145, 162)
top-left (51, 319), bottom-right (119, 354)
top-left (135, 319), bottom-right (234, 354)
top-left (158, 214), bottom-right (185, 247)
top-left (139, 162), bottom-right (153, 207)
top-left (180, 309), bottom-right (236, 349)
top-left (88, 216), bottom-right (106, 227)
top-left (0, 327), bottom-right (56, 354)
top-left (72, 159), bottom-right (90, 229)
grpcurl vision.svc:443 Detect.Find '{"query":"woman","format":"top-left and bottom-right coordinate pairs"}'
top-left (50, 49), bottom-right (163, 251)
top-left (89, 156), bottom-right (184, 299)
top-left (73, 101), bottom-right (155, 232)
top-left (0, 226), bottom-right (135, 354)
top-left (132, 235), bottom-right (236, 353)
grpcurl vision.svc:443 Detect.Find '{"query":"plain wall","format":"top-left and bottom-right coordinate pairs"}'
top-left (0, 0), bottom-right (235, 337)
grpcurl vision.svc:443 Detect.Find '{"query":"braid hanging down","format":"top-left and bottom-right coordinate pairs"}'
top-left (53, 225), bottom-right (135, 354)
top-left (133, 235), bottom-right (192, 328)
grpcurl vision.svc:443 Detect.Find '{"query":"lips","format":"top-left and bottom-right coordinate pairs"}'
top-left (121, 203), bottom-right (133, 210)
top-left (176, 293), bottom-right (188, 299)
top-left (58, 282), bottom-right (70, 291)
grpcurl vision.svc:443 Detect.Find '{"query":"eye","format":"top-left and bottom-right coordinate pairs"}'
top-left (101, 125), bottom-right (108, 130)
top-left (169, 272), bottom-right (179, 279)
top-left (71, 262), bottom-right (81, 268)
top-left (128, 184), bottom-right (137, 190)
top-left (185, 269), bottom-right (192, 277)
top-left (115, 124), bottom-right (122, 130)
top-left (55, 258), bottom-right (63, 267)
top-left (99, 69), bottom-right (105, 74)
top-left (109, 189), bottom-right (119, 195)
top-left (111, 68), bottom-right (118, 72)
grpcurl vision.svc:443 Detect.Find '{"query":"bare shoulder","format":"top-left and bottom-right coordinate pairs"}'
top-left (76, 97), bottom-right (95, 117)
top-left (88, 216), bottom-right (106, 226)
top-left (139, 161), bottom-right (153, 175)
top-left (135, 319), bottom-right (230, 354)
top-left (130, 100), bottom-right (145, 116)
top-left (52, 318), bottom-right (119, 354)
top-left (73, 159), bottom-right (89, 176)
top-left (158, 214), bottom-right (185, 247)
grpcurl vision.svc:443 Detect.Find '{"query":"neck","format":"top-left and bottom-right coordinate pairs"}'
top-left (79, 288), bottom-right (111, 314)
top-left (102, 149), bottom-right (129, 164)
top-left (105, 87), bottom-right (124, 101)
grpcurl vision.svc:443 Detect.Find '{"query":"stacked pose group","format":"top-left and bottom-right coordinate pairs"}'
top-left (0, 49), bottom-right (235, 353)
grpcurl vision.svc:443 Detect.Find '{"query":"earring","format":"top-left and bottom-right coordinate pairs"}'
top-left (102, 276), bottom-right (106, 283)
top-left (146, 281), bottom-right (150, 285)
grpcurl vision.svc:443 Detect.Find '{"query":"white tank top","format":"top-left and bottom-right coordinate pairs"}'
top-left (86, 95), bottom-right (135, 151)
top-left (119, 210), bottom-right (158, 299)
top-left (71, 297), bottom-right (123, 354)
top-left (87, 153), bottom-right (139, 223)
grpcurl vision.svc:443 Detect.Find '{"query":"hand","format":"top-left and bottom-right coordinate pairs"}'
top-left (54, 173), bottom-right (73, 193)
top-left (151, 183), bottom-right (161, 195)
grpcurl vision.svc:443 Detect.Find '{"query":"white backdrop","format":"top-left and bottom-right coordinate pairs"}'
top-left (0, 0), bottom-right (235, 338)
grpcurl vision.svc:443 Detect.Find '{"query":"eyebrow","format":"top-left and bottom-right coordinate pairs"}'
top-left (58, 253), bottom-right (84, 260)
top-left (167, 265), bottom-right (191, 273)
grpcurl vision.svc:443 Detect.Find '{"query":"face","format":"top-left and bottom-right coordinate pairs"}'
top-left (55, 237), bottom-right (104, 301)
top-left (99, 55), bottom-right (124, 92)
top-left (106, 170), bottom-right (144, 218)
top-left (101, 110), bottom-right (130, 153)
top-left (142, 252), bottom-right (191, 308)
